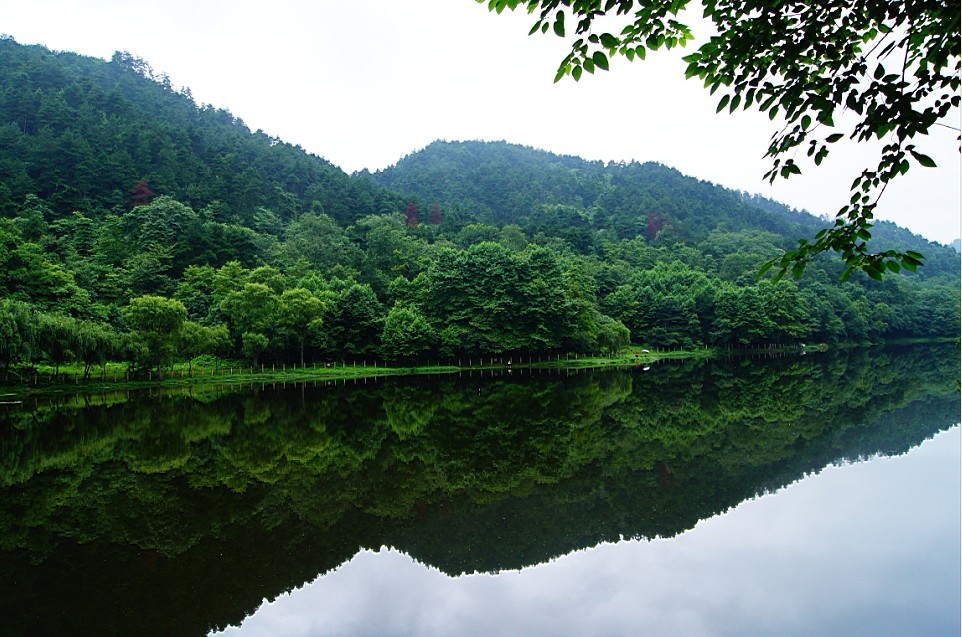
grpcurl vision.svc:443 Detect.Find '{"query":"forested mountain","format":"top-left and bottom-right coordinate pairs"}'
top-left (374, 140), bottom-right (821, 243)
top-left (0, 37), bottom-right (958, 380)
top-left (375, 139), bottom-right (960, 276)
top-left (0, 38), bottom-right (399, 225)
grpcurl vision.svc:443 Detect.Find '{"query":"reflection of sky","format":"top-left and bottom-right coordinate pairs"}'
top-left (214, 427), bottom-right (961, 637)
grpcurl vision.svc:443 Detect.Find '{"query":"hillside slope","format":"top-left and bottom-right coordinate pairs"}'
top-left (375, 140), bottom-right (959, 276)
top-left (375, 139), bottom-right (819, 243)
top-left (0, 36), bottom-right (400, 226)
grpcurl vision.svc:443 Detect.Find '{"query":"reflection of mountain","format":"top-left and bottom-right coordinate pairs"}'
top-left (0, 346), bottom-right (958, 637)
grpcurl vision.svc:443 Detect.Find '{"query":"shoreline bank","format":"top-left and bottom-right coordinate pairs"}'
top-left (1, 346), bottom-right (712, 398)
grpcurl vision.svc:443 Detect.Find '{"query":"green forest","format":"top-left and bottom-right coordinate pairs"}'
top-left (1, 37), bottom-right (959, 382)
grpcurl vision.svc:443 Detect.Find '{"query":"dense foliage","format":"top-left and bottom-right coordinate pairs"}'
top-left (0, 38), bottom-right (958, 379)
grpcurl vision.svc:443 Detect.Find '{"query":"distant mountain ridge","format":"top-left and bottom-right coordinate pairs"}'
top-left (373, 139), bottom-right (822, 244)
top-left (0, 35), bottom-right (950, 270)
top-left (373, 140), bottom-right (956, 272)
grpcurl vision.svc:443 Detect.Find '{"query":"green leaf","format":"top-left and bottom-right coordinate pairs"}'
top-left (781, 161), bottom-right (802, 177)
top-left (909, 150), bottom-right (937, 168)
top-left (600, 33), bottom-right (619, 48)
top-left (716, 94), bottom-right (730, 113)
top-left (825, 133), bottom-right (844, 143)
top-left (553, 11), bottom-right (565, 37)
top-left (593, 51), bottom-right (609, 71)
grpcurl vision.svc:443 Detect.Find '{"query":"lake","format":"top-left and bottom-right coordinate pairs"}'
top-left (1, 344), bottom-right (959, 636)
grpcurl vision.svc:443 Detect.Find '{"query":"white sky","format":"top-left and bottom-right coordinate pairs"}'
top-left (1, 0), bottom-right (959, 243)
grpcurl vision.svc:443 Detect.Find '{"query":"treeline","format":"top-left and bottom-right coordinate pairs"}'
top-left (1, 168), bottom-right (958, 379)
top-left (0, 39), bottom-right (959, 379)
top-left (3, 209), bottom-right (958, 379)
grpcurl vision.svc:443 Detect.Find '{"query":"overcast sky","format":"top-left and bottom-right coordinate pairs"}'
top-left (2, 0), bottom-right (959, 243)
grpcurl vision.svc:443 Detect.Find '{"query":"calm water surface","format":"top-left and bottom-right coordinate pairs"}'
top-left (214, 427), bottom-right (959, 637)
top-left (0, 345), bottom-right (958, 636)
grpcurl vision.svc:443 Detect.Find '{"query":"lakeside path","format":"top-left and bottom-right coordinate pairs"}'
top-left (1, 347), bottom-right (714, 399)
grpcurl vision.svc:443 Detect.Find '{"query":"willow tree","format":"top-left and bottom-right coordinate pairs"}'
top-left (122, 295), bottom-right (187, 378)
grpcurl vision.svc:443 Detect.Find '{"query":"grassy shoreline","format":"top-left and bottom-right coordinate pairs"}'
top-left (4, 339), bottom-right (954, 399)
top-left (0, 346), bottom-right (712, 398)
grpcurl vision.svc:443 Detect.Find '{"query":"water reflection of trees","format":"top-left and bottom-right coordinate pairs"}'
top-left (0, 345), bottom-right (958, 637)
